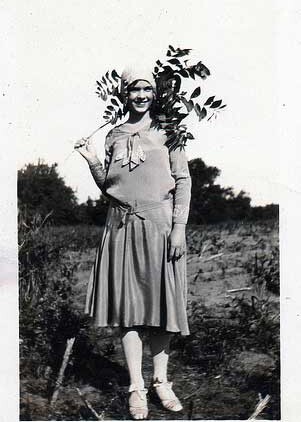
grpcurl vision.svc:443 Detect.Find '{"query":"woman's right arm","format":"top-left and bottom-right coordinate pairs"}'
top-left (74, 132), bottom-right (113, 191)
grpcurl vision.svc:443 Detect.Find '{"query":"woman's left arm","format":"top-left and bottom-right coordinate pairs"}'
top-left (168, 148), bottom-right (192, 260)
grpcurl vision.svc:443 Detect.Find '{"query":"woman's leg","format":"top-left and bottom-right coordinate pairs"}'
top-left (121, 328), bottom-right (147, 420)
top-left (121, 328), bottom-right (145, 388)
top-left (149, 330), bottom-right (173, 382)
top-left (149, 330), bottom-right (183, 412)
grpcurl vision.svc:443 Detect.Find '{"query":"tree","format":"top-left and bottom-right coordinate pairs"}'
top-left (188, 158), bottom-right (252, 224)
top-left (18, 160), bottom-right (78, 225)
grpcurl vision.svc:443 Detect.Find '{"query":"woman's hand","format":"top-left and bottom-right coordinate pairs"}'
top-left (74, 137), bottom-right (98, 163)
top-left (168, 223), bottom-right (186, 261)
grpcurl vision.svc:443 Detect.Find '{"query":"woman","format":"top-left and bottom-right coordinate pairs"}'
top-left (75, 67), bottom-right (191, 420)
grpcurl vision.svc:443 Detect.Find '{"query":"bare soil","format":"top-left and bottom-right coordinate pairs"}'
top-left (20, 220), bottom-right (280, 420)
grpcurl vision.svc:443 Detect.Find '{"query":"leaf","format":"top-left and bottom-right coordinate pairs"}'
top-left (101, 76), bottom-right (107, 85)
top-left (167, 50), bottom-right (171, 56)
top-left (187, 68), bottom-right (195, 80)
top-left (156, 60), bottom-right (163, 67)
top-left (190, 87), bottom-right (201, 99)
top-left (107, 105), bottom-right (115, 111)
top-left (204, 96), bottom-right (215, 106)
top-left (169, 45), bottom-right (175, 52)
top-left (154, 66), bottom-right (159, 73)
top-left (111, 98), bottom-right (119, 106)
top-left (179, 69), bottom-right (189, 78)
top-left (105, 71), bottom-right (113, 84)
top-left (181, 97), bottom-right (194, 112)
top-left (210, 100), bottom-right (222, 108)
top-left (194, 103), bottom-right (201, 117)
top-left (111, 69), bottom-right (120, 82)
top-left (219, 104), bottom-right (227, 109)
top-left (199, 107), bottom-right (207, 121)
top-left (174, 48), bottom-right (191, 57)
top-left (168, 58), bottom-right (181, 66)
top-left (195, 62), bottom-right (211, 79)
top-left (186, 132), bottom-right (194, 139)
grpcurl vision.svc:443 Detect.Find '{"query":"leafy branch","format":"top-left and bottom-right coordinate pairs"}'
top-left (95, 45), bottom-right (227, 149)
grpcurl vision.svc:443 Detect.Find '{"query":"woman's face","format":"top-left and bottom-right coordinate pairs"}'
top-left (127, 80), bottom-right (154, 114)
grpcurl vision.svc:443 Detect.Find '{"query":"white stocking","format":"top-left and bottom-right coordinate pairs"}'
top-left (149, 331), bottom-right (173, 383)
top-left (121, 328), bottom-right (145, 389)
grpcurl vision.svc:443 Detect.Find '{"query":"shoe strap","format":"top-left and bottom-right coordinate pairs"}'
top-left (129, 384), bottom-right (148, 394)
top-left (153, 381), bottom-right (178, 401)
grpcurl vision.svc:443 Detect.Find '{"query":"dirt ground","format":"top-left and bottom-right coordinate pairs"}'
top-left (20, 220), bottom-right (280, 420)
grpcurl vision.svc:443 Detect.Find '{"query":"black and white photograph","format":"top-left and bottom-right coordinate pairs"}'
top-left (1, 1), bottom-right (301, 421)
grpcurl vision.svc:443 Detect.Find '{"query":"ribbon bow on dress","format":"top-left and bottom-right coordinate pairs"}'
top-left (115, 132), bottom-right (146, 171)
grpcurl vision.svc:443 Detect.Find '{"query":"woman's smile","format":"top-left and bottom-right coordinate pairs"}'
top-left (127, 80), bottom-right (155, 114)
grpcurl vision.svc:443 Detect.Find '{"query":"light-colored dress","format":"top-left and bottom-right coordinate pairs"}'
top-left (84, 122), bottom-right (191, 335)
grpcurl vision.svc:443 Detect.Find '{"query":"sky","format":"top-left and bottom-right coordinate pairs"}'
top-left (14, 0), bottom-right (283, 206)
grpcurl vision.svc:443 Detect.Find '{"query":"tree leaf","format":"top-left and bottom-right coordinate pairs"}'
top-left (174, 48), bottom-right (191, 57)
top-left (187, 68), bottom-right (195, 80)
top-left (210, 100), bottom-right (222, 108)
top-left (219, 104), bottom-right (227, 109)
top-left (195, 62), bottom-right (211, 79)
top-left (181, 97), bottom-right (194, 112)
top-left (156, 60), bottom-right (163, 67)
top-left (194, 103), bottom-right (201, 117)
top-left (186, 132), bottom-right (194, 139)
top-left (168, 58), bottom-right (181, 66)
top-left (154, 66), bottom-right (159, 73)
top-left (107, 105), bottom-right (115, 111)
top-left (179, 69), bottom-right (189, 78)
top-left (111, 69), bottom-right (120, 82)
top-left (190, 87), bottom-right (201, 99)
top-left (204, 96), bottom-right (215, 106)
top-left (111, 98), bottom-right (119, 106)
top-left (167, 50), bottom-right (171, 56)
top-left (199, 107), bottom-right (207, 121)
top-left (169, 45), bottom-right (175, 52)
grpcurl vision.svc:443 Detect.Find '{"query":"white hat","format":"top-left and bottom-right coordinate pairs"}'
top-left (120, 66), bottom-right (156, 100)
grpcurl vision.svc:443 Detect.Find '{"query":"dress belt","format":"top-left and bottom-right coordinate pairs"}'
top-left (110, 199), bottom-right (172, 228)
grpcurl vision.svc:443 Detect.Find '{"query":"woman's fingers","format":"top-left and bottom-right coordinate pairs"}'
top-left (74, 137), bottom-right (88, 149)
top-left (168, 245), bottom-right (175, 261)
top-left (174, 247), bottom-right (181, 260)
top-left (169, 244), bottom-right (185, 261)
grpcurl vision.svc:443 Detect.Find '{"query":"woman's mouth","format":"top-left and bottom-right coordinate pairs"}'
top-left (134, 101), bottom-right (149, 106)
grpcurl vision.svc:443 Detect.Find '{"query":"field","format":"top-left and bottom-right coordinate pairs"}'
top-left (19, 219), bottom-right (280, 420)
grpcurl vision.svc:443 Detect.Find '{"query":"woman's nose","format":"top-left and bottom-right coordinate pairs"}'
top-left (137, 88), bottom-right (146, 99)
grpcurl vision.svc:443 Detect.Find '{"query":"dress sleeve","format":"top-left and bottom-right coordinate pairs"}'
top-left (169, 147), bottom-right (192, 224)
top-left (88, 130), bottom-right (114, 191)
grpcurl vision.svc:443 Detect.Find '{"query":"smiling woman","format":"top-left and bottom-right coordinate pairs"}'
top-left (127, 81), bottom-right (155, 113)
top-left (74, 66), bottom-right (191, 420)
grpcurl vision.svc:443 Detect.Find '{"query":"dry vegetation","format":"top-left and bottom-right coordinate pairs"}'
top-left (19, 219), bottom-right (279, 420)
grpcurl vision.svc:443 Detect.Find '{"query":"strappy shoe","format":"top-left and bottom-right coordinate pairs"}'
top-left (128, 385), bottom-right (148, 420)
top-left (152, 380), bottom-right (183, 412)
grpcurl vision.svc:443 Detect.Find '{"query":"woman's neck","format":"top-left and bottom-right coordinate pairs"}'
top-left (126, 111), bottom-right (152, 126)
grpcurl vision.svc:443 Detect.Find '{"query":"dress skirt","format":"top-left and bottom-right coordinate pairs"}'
top-left (84, 198), bottom-right (189, 336)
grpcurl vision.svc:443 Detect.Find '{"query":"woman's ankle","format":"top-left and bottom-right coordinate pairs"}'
top-left (129, 379), bottom-right (145, 391)
top-left (152, 376), bottom-right (168, 384)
